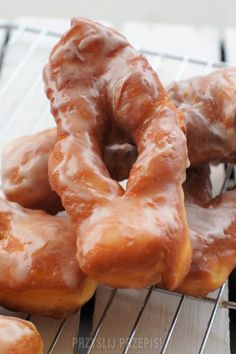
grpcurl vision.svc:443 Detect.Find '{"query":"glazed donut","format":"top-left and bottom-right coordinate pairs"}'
top-left (44, 18), bottom-right (191, 290)
top-left (178, 189), bottom-right (236, 296)
top-left (0, 198), bottom-right (96, 318)
top-left (177, 166), bottom-right (236, 296)
top-left (168, 67), bottom-right (236, 166)
top-left (0, 315), bottom-right (43, 354)
top-left (1, 129), bottom-right (137, 214)
top-left (1, 128), bottom-right (63, 214)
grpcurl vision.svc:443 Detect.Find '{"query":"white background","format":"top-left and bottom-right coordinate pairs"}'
top-left (0, 0), bottom-right (236, 29)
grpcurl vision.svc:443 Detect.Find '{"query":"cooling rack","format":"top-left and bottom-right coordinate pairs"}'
top-left (0, 22), bottom-right (235, 354)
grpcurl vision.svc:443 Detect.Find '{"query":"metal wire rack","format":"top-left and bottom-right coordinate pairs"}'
top-left (0, 22), bottom-right (235, 354)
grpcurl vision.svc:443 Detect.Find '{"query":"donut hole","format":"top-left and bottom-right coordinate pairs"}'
top-left (103, 143), bottom-right (138, 183)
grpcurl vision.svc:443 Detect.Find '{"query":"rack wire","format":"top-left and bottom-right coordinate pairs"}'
top-left (0, 22), bottom-right (235, 354)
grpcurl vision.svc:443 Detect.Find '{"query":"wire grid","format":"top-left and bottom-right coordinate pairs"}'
top-left (0, 23), bottom-right (235, 354)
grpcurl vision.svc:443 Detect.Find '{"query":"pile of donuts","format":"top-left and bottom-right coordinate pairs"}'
top-left (1, 18), bottom-right (236, 353)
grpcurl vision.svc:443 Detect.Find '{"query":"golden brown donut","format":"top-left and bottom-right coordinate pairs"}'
top-left (0, 315), bottom-right (43, 354)
top-left (177, 189), bottom-right (236, 296)
top-left (44, 18), bottom-right (191, 290)
top-left (168, 67), bottom-right (236, 166)
top-left (177, 163), bottom-right (235, 296)
top-left (175, 165), bottom-right (236, 296)
top-left (0, 198), bottom-right (96, 318)
top-left (1, 129), bottom-right (137, 214)
top-left (1, 128), bottom-right (63, 214)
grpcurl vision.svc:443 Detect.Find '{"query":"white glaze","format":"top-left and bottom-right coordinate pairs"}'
top-left (0, 318), bottom-right (32, 344)
top-left (0, 198), bottom-right (81, 290)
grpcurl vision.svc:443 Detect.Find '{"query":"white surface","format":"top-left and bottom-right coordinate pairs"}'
top-left (124, 22), bottom-right (219, 60)
top-left (0, 0), bottom-right (236, 30)
top-left (14, 16), bottom-right (112, 33)
top-left (0, 17), bottom-right (231, 354)
top-left (13, 17), bottom-right (220, 60)
top-left (224, 27), bottom-right (236, 64)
